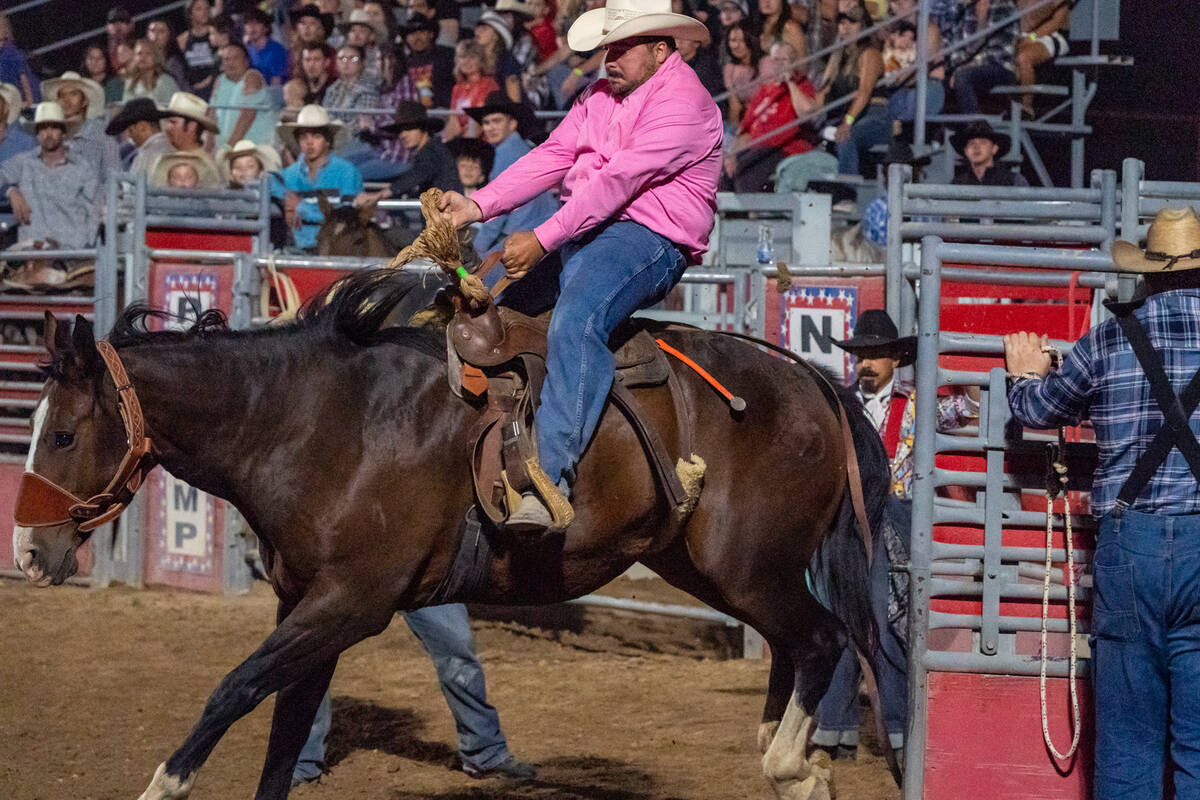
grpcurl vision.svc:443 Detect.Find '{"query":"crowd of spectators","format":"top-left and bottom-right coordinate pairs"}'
top-left (0, 0), bottom-right (1071, 255)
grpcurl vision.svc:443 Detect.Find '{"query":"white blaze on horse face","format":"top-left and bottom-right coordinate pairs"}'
top-left (12, 395), bottom-right (48, 575)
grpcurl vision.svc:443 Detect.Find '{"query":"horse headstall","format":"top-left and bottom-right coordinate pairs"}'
top-left (13, 341), bottom-right (155, 541)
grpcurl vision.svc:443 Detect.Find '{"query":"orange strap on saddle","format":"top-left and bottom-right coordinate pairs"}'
top-left (14, 341), bottom-right (155, 536)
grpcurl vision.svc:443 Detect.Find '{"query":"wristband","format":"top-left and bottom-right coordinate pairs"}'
top-left (1027, 32), bottom-right (1038, 40)
top-left (843, 113), bottom-right (855, 125)
top-left (571, 67), bottom-right (584, 77)
top-left (1007, 371), bottom-right (1043, 381)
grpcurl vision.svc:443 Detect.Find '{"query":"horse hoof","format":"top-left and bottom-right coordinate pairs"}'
top-left (758, 720), bottom-right (781, 754)
top-left (137, 762), bottom-right (193, 800)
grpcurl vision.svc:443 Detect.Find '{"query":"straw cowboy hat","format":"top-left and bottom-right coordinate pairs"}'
top-left (150, 151), bottom-right (223, 189)
top-left (1112, 207), bottom-right (1200, 273)
top-left (276, 104), bottom-right (348, 150)
top-left (30, 101), bottom-right (82, 137)
top-left (0, 83), bottom-right (21, 125)
top-left (567, 0), bottom-right (710, 51)
top-left (830, 309), bottom-right (917, 367)
top-left (339, 8), bottom-right (386, 40)
top-left (159, 92), bottom-right (220, 133)
top-left (494, 0), bottom-right (538, 18)
top-left (41, 71), bottom-right (105, 120)
top-left (475, 10), bottom-right (514, 50)
top-left (223, 138), bottom-right (282, 174)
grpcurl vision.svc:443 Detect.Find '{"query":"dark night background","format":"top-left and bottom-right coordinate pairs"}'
top-left (4, 0), bottom-right (1194, 184)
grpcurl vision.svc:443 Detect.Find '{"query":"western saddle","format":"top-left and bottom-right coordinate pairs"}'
top-left (443, 290), bottom-right (704, 536)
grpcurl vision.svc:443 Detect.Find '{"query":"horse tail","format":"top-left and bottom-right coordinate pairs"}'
top-left (810, 383), bottom-right (889, 658)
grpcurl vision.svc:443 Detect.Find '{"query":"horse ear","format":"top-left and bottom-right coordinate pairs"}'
top-left (317, 193), bottom-right (333, 218)
top-left (70, 315), bottom-right (100, 375)
top-left (43, 311), bottom-right (65, 357)
top-left (357, 197), bottom-right (378, 226)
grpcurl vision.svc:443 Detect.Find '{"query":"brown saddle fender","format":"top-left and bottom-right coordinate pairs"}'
top-left (448, 303), bottom-right (700, 531)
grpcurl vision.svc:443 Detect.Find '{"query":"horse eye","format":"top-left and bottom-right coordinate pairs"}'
top-left (54, 432), bottom-right (74, 448)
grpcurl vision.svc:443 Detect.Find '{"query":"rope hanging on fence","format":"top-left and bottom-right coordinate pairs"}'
top-left (1039, 343), bottom-right (1081, 762)
top-left (387, 189), bottom-right (490, 307)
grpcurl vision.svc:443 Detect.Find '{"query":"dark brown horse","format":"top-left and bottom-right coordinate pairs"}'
top-left (314, 196), bottom-right (393, 258)
top-left (13, 270), bottom-right (888, 800)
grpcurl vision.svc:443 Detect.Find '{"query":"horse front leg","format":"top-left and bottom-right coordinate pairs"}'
top-left (255, 656), bottom-right (337, 798)
top-left (136, 587), bottom-right (392, 800)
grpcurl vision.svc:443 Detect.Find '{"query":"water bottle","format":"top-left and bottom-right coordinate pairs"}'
top-left (756, 224), bottom-right (775, 268)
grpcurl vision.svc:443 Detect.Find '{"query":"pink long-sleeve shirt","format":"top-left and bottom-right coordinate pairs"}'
top-left (471, 51), bottom-right (723, 265)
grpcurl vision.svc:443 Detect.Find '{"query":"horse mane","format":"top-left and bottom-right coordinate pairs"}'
top-left (43, 269), bottom-right (446, 380)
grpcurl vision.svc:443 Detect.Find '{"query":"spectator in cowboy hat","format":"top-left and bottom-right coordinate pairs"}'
top-left (356, 100), bottom-right (458, 204)
top-left (41, 71), bottom-right (120, 179)
top-left (104, 97), bottom-right (171, 171)
top-left (152, 91), bottom-right (221, 177)
top-left (0, 82), bottom-right (34, 168)
top-left (439, 0), bottom-right (723, 532)
top-left (223, 138), bottom-right (282, 188)
top-left (293, 3), bottom-right (335, 49)
top-left (465, 90), bottom-right (556, 258)
top-left (0, 102), bottom-right (100, 250)
top-left (339, 9), bottom-right (391, 91)
top-left (400, 15), bottom-right (456, 108)
top-left (405, 0), bottom-right (460, 48)
top-left (951, 120), bottom-right (1027, 187)
top-left (814, 308), bottom-right (977, 761)
top-left (150, 150), bottom-right (223, 189)
top-left (274, 103), bottom-right (362, 251)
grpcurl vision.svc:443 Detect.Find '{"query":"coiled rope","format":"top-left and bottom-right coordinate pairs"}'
top-left (1039, 344), bottom-right (1081, 762)
top-left (388, 188), bottom-right (491, 307)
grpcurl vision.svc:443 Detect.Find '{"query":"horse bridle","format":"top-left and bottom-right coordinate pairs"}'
top-left (13, 341), bottom-right (155, 538)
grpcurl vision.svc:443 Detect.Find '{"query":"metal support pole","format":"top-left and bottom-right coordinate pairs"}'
top-left (133, 170), bottom-right (149, 303)
top-left (886, 163), bottom-right (911, 318)
top-left (256, 177), bottom-right (271, 254)
top-left (1071, 69), bottom-right (1087, 188)
top-left (1098, 168), bottom-right (1117, 252)
top-left (1119, 158), bottom-right (1143, 302)
top-left (915, 0), bottom-right (930, 148)
top-left (904, 235), bottom-right (943, 799)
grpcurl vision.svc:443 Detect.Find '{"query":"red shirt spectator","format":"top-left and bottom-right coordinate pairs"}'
top-left (738, 76), bottom-right (815, 155)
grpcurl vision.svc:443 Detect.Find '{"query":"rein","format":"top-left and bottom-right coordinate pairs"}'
top-left (14, 341), bottom-right (155, 538)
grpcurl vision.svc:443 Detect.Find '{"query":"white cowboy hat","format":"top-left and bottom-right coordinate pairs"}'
top-left (494, 0), bottom-right (537, 17)
top-left (567, 0), bottom-right (710, 51)
top-left (149, 151), bottom-right (223, 189)
top-left (41, 71), bottom-right (106, 120)
top-left (1112, 207), bottom-right (1200, 273)
top-left (0, 83), bottom-right (20, 125)
top-left (31, 101), bottom-right (82, 137)
top-left (276, 104), bottom-right (348, 152)
top-left (338, 8), bottom-right (386, 40)
top-left (159, 91), bottom-right (220, 133)
top-left (476, 10), bottom-right (514, 50)
top-left (223, 138), bottom-right (282, 174)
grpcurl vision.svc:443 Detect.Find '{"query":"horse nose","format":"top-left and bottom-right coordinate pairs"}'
top-left (15, 544), bottom-right (40, 580)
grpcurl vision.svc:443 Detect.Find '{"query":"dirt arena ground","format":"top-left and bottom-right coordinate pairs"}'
top-left (0, 578), bottom-right (899, 800)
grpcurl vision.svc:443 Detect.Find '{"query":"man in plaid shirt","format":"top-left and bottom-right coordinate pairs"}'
top-left (1006, 207), bottom-right (1200, 799)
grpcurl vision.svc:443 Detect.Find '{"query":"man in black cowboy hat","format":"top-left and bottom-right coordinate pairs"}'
top-left (466, 90), bottom-right (557, 258)
top-left (815, 308), bottom-right (977, 760)
top-left (105, 97), bottom-right (170, 172)
top-left (355, 101), bottom-right (460, 206)
top-left (951, 121), bottom-right (1027, 187)
top-left (401, 16), bottom-right (456, 109)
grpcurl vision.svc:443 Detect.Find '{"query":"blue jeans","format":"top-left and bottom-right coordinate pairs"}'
top-left (887, 80), bottom-right (946, 122)
top-left (536, 220), bottom-right (687, 486)
top-left (814, 496), bottom-right (909, 749)
top-left (951, 60), bottom-right (1015, 116)
top-left (836, 102), bottom-right (891, 178)
top-left (1092, 509), bottom-right (1200, 799)
top-left (294, 603), bottom-right (510, 781)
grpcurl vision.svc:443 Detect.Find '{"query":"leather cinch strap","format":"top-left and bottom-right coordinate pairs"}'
top-left (13, 341), bottom-right (155, 535)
